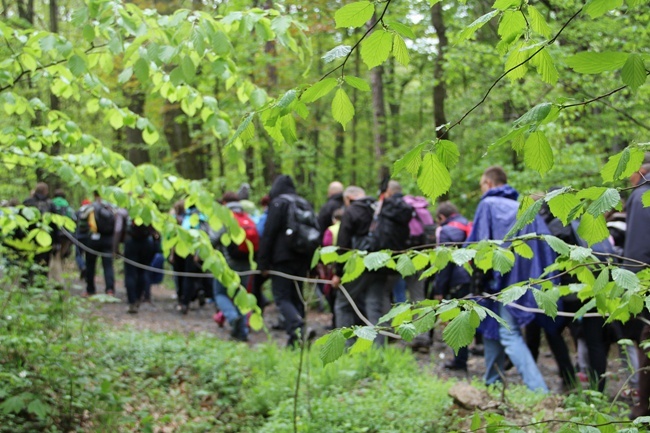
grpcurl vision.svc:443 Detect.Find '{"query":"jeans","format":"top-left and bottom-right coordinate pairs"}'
top-left (124, 236), bottom-right (155, 305)
top-left (85, 236), bottom-right (114, 294)
top-left (213, 278), bottom-right (248, 341)
top-left (484, 304), bottom-right (548, 392)
top-left (335, 271), bottom-right (396, 346)
top-left (393, 278), bottom-right (407, 303)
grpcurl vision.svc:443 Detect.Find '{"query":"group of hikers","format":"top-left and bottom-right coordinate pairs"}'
top-left (4, 159), bottom-right (650, 418)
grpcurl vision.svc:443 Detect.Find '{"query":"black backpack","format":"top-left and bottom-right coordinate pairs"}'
top-left (353, 197), bottom-right (414, 252)
top-left (93, 202), bottom-right (116, 235)
top-left (280, 194), bottom-right (321, 256)
top-left (127, 217), bottom-right (152, 240)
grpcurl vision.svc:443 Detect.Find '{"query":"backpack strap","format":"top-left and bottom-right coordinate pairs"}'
top-left (446, 220), bottom-right (472, 238)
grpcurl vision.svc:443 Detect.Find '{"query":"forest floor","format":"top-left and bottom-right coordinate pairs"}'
top-left (68, 269), bottom-right (639, 404)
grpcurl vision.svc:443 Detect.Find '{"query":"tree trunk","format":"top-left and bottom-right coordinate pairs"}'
top-left (17, 0), bottom-right (34, 23)
top-left (261, 0), bottom-right (278, 185)
top-left (368, 17), bottom-right (389, 183)
top-left (164, 104), bottom-right (205, 179)
top-left (125, 90), bottom-right (150, 165)
top-left (431, 3), bottom-right (449, 140)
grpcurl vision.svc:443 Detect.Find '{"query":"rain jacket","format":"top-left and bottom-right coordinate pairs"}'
top-left (466, 185), bottom-right (557, 340)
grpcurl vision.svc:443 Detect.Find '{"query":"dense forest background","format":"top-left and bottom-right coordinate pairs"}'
top-left (3, 0), bottom-right (647, 213)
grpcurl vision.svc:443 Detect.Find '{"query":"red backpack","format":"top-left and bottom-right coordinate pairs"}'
top-left (228, 211), bottom-right (260, 259)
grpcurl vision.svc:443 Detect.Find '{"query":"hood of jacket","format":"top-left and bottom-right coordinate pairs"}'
top-left (481, 184), bottom-right (519, 201)
top-left (269, 175), bottom-right (296, 199)
top-left (402, 195), bottom-right (429, 208)
top-left (226, 201), bottom-right (245, 213)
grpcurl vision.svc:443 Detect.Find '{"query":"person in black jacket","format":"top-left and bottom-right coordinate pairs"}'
top-left (22, 182), bottom-right (58, 275)
top-left (258, 175), bottom-right (316, 347)
top-left (331, 185), bottom-right (409, 346)
top-left (317, 181), bottom-right (344, 238)
top-left (433, 201), bottom-right (473, 370)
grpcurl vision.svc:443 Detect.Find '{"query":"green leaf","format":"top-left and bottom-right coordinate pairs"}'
top-left (341, 254), bottom-right (365, 283)
top-left (523, 131), bottom-right (554, 176)
top-left (27, 399), bottom-right (49, 419)
top-left (498, 285), bottom-right (529, 304)
top-left (577, 213), bottom-right (609, 246)
top-left (386, 20), bottom-right (416, 39)
top-left (319, 330), bottom-right (346, 365)
top-left (527, 6), bottom-right (552, 38)
top-left (531, 48), bottom-right (558, 85)
top-left (331, 88), bottom-right (355, 130)
top-left (492, 248), bottom-right (515, 274)
top-left (417, 152), bottom-right (451, 201)
top-left (36, 230), bottom-right (52, 247)
top-left (506, 196), bottom-right (543, 238)
top-left (301, 78), bottom-right (338, 103)
top-left (364, 251), bottom-right (391, 271)
top-left (583, 0), bottom-right (624, 18)
top-left (643, 190), bottom-right (650, 208)
top-left (435, 140), bottom-right (460, 169)
top-left (533, 288), bottom-right (558, 318)
top-left (68, 54), bottom-right (87, 77)
top-left (612, 267), bottom-right (640, 290)
top-left (493, 0), bottom-right (521, 10)
top-left (392, 34), bottom-right (410, 66)
top-left (393, 142), bottom-right (425, 177)
top-left (397, 323), bottom-right (417, 342)
top-left (118, 67), bottom-right (133, 84)
top-left (349, 337), bottom-right (373, 354)
top-left (344, 75), bottom-right (371, 92)
top-left (379, 303), bottom-right (412, 325)
top-left (353, 326), bottom-right (377, 341)
top-left (334, 1), bottom-right (375, 29)
top-left (226, 113), bottom-right (255, 147)
top-left (621, 54), bottom-right (647, 91)
top-left (543, 235), bottom-right (571, 256)
top-left (513, 103), bottom-right (552, 128)
top-left (514, 242), bottom-right (534, 259)
top-left (601, 147), bottom-right (646, 183)
top-left (396, 254), bottom-right (417, 277)
top-left (451, 248), bottom-right (476, 266)
top-left (1, 395), bottom-right (25, 414)
top-left (498, 10), bottom-right (527, 38)
top-left (322, 45), bottom-right (352, 63)
top-left (629, 294), bottom-right (644, 315)
top-left (457, 10), bottom-right (499, 42)
top-left (249, 312), bottom-right (264, 331)
top-left (566, 51), bottom-right (628, 74)
top-left (586, 188), bottom-right (620, 217)
top-left (442, 311), bottom-right (475, 354)
top-left (134, 58), bottom-right (149, 83)
top-left (142, 127), bottom-right (159, 145)
top-left (275, 90), bottom-right (297, 109)
top-left (471, 412), bottom-right (482, 430)
top-left (360, 29), bottom-right (393, 69)
top-left (548, 192), bottom-right (580, 226)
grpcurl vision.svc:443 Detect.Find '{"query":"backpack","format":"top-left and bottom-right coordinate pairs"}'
top-left (280, 194), bottom-right (321, 256)
top-left (227, 210), bottom-right (260, 260)
top-left (403, 195), bottom-right (436, 247)
top-left (353, 197), bottom-right (414, 252)
top-left (127, 217), bottom-right (152, 240)
top-left (93, 202), bottom-right (116, 235)
top-left (446, 220), bottom-right (473, 238)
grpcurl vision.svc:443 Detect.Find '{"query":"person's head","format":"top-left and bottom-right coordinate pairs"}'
top-left (173, 199), bottom-right (185, 216)
top-left (34, 182), bottom-right (49, 197)
top-left (343, 186), bottom-right (365, 206)
top-left (480, 166), bottom-right (508, 193)
top-left (221, 191), bottom-right (240, 204)
top-left (384, 180), bottom-right (402, 198)
top-left (53, 189), bottom-right (65, 199)
top-left (327, 181), bottom-right (344, 198)
top-left (260, 194), bottom-right (270, 208)
top-left (93, 190), bottom-right (101, 201)
top-left (630, 153), bottom-right (650, 186)
top-left (237, 183), bottom-right (251, 200)
top-left (435, 201), bottom-right (458, 224)
top-left (332, 207), bottom-right (344, 223)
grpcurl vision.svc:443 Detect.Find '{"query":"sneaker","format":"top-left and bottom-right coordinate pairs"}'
top-left (213, 311), bottom-right (225, 327)
top-left (180, 305), bottom-right (189, 315)
top-left (106, 290), bottom-right (115, 296)
top-left (127, 304), bottom-right (138, 314)
top-left (443, 361), bottom-right (467, 371)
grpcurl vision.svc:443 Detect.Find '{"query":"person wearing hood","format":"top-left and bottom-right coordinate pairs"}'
top-left (317, 181), bottom-right (344, 238)
top-left (466, 166), bottom-right (554, 392)
top-left (258, 175), bottom-right (317, 347)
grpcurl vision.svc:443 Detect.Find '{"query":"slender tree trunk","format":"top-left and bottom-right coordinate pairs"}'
top-left (368, 17), bottom-right (389, 183)
top-left (431, 3), bottom-right (449, 140)
top-left (163, 104), bottom-right (205, 179)
top-left (17, 0), bottom-right (34, 23)
top-left (261, 0), bottom-right (278, 185)
top-left (350, 36), bottom-right (361, 186)
top-left (125, 90), bottom-right (150, 165)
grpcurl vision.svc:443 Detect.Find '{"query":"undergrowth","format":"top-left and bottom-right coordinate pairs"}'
top-left (0, 263), bottom-right (647, 432)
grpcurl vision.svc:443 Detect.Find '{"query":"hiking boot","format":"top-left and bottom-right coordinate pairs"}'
top-left (443, 361), bottom-right (467, 372)
top-left (127, 304), bottom-right (138, 314)
top-left (180, 305), bottom-right (189, 315)
top-left (106, 290), bottom-right (115, 296)
top-left (197, 290), bottom-right (206, 307)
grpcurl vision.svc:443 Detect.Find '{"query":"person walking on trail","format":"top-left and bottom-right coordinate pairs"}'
top-left (466, 166), bottom-right (555, 392)
top-left (178, 206), bottom-right (214, 314)
top-left (318, 181), bottom-right (344, 238)
top-left (212, 192), bottom-right (257, 342)
top-left (258, 175), bottom-right (319, 347)
top-left (433, 201), bottom-right (474, 370)
top-left (22, 182), bottom-right (58, 275)
top-left (114, 207), bottom-right (156, 314)
top-left (79, 191), bottom-right (117, 297)
top-left (623, 154), bottom-right (650, 419)
top-left (75, 198), bottom-right (92, 280)
top-left (331, 183), bottom-right (413, 346)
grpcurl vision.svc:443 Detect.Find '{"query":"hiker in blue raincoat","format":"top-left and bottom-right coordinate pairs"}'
top-left (466, 166), bottom-right (556, 392)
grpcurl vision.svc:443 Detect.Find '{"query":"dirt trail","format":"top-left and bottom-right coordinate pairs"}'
top-left (68, 274), bottom-right (636, 400)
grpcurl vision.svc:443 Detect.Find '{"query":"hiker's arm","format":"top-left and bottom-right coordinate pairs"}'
top-left (257, 200), bottom-right (283, 271)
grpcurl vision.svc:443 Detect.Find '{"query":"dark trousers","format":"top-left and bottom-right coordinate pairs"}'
top-left (171, 254), bottom-right (186, 303)
top-left (526, 318), bottom-right (575, 387)
top-left (124, 236), bottom-right (155, 305)
top-left (85, 236), bottom-right (114, 294)
top-left (271, 262), bottom-right (308, 345)
top-left (181, 256), bottom-right (212, 307)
